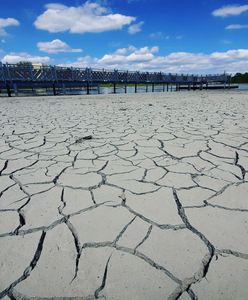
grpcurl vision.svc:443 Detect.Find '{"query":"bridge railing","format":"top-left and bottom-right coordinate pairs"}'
top-left (0, 62), bottom-right (231, 84)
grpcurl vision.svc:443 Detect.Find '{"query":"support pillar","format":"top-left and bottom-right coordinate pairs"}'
top-left (13, 83), bottom-right (18, 96)
top-left (125, 84), bottom-right (127, 93)
top-left (167, 83), bottom-right (169, 92)
top-left (62, 83), bottom-right (66, 95)
top-left (86, 82), bottom-right (90, 95)
top-left (6, 83), bottom-right (11, 97)
top-left (135, 83), bottom-right (137, 93)
top-left (52, 83), bottom-right (56, 96)
top-left (152, 83), bottom-right (154, 92)
top-left (146, 83), bottom-right (148, 93)
top-left (113, 83), bottom-right (116, 94)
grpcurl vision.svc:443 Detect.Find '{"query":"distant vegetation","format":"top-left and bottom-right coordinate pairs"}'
top-left (17, 61), bottom-right (32, 66)
top-left (231, 73), bottom-right (248, 83)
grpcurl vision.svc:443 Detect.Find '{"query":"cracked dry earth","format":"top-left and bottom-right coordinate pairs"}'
top-left (0, 91), bottom-right (248, 300)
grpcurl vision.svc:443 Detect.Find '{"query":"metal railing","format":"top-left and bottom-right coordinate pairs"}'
top-left (0, 62), bottom-right (231, 84)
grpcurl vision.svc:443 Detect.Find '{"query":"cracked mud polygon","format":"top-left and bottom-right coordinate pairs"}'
top-left (0, 91), bottom-right (248, 300)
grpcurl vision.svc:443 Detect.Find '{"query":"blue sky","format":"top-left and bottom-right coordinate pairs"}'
top-left (0, 0), bottom-right (248, 73)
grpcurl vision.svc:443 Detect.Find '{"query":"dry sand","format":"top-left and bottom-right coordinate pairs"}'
top-left (0, 90), bottom-right (248, 300)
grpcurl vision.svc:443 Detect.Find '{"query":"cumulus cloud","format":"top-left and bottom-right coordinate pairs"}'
top-left (34, 2), bottom-right (135, 34)
top-left (0, 18), bottom-right (19, 36)
top-left (1, 52), bottom-right (50, 64)
top-left (210, 49), bottom-right (248, 60)
top-left (37, 39), bottom-right (82, 54)
top-left (3, 46), bottom-right (248, 74)
top-left (61, 46), bottom-right (248, 74)
top-left (98, 46), bottom-right (159, 65)
top-left (226, 24), bottom-right (248, 30)
top-left (212, 5), bottom-right (248, 17)
top-left (128, 21), bottom-right (144, 34)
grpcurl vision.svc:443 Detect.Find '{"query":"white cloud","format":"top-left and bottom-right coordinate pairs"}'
top-left (212, 5), bottom-right (248, 17)
top-left (128, 21), bottom-right (144, 34)
top-left (3, 46), bottom-right (247, 74)
top-left (34, 2), bottom-right (135, 34)
top-left (0, 18), bottom-right (19, 36)
top-left (37, 39), bottom-right (82, 54)
top-left (98, 46), bottom-right (159, 64)
top-left (210, 49), bottom-right (248, 60)
top-left (149, 32), bottom-right (170, 40)
top-left (1, 52), bottom-right (50, 64)
top-left (61, 46), bottom-right (248, 74)
top-left (226, 24), bottom-right (248, 29)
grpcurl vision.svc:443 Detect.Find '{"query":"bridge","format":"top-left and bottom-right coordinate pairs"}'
top-left (0, 62), bottom-right (233, 97)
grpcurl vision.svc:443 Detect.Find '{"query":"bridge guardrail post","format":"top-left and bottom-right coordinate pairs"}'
top-left (29, 64), bottom-right (34, 81)
top-left (5, 63), bottom-right (11, 81)
top-left (71, 67), bottom-right (75, 81)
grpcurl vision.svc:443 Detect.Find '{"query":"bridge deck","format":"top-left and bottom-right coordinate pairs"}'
top-left (0, 63), bottom-right (232, 96)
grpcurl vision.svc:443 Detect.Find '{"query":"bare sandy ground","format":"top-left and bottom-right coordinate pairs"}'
top-left (0, 90), bottom-right (248, 300)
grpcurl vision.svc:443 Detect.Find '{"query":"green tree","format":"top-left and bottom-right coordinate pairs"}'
top-left (231, 73), bottom-right (248, 83)
top-left (17, 61), bottom-right (32, 67)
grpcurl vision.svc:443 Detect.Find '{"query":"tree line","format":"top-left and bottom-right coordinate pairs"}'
top-left (231, 73), bottom-right (248, 83)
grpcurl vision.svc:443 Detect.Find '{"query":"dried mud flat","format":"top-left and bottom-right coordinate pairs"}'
top-left (0, 91), bottom-right (248, 300)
